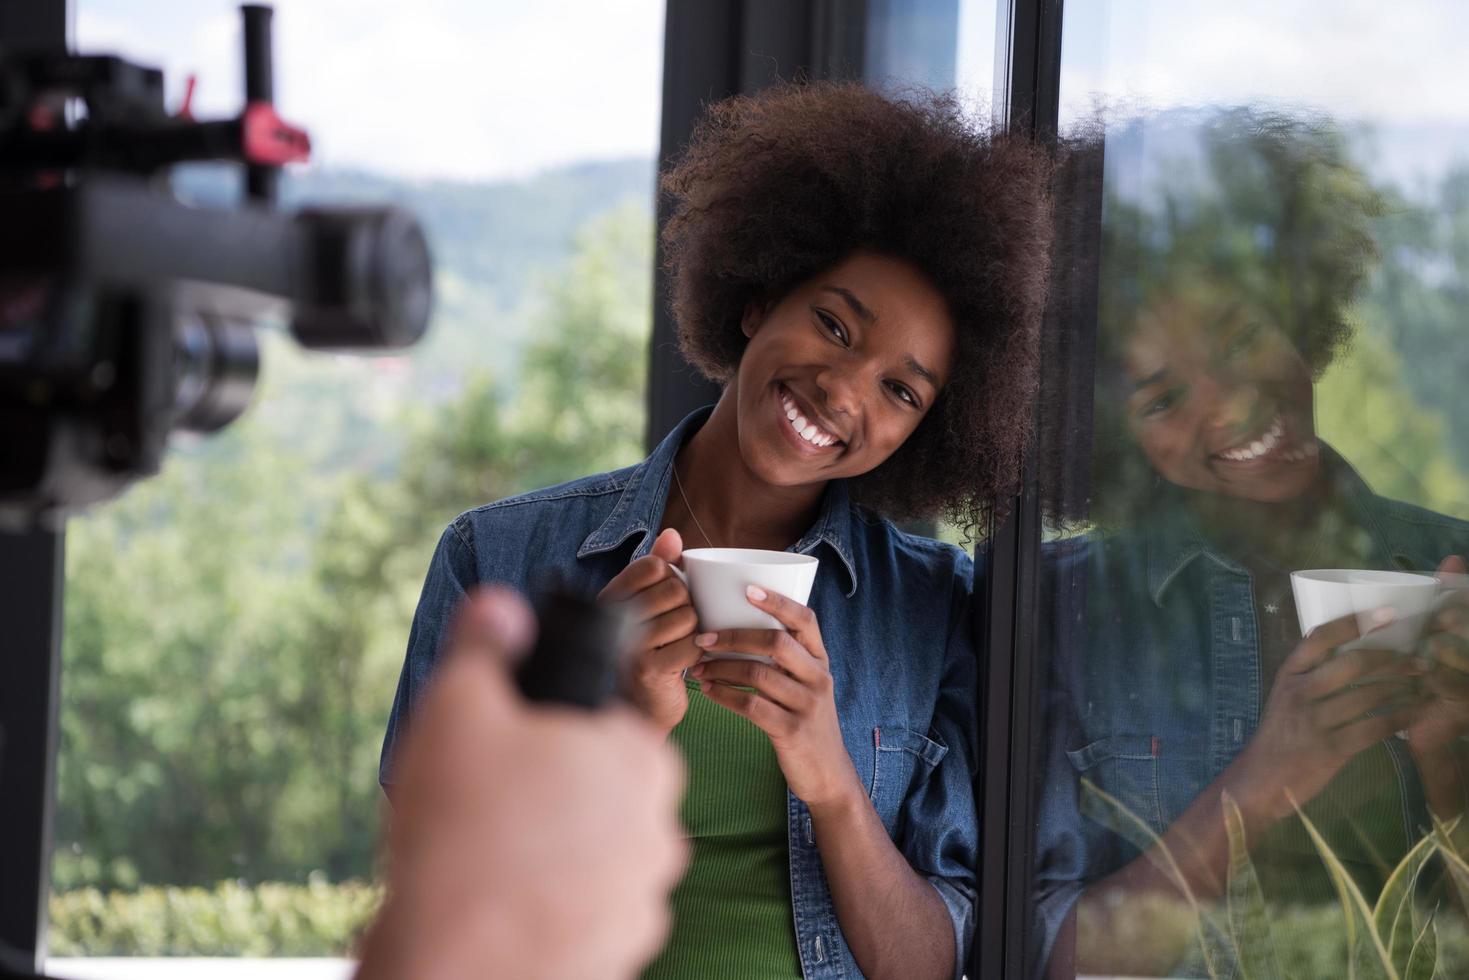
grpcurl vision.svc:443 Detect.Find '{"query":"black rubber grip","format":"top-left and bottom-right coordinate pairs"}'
top-left (515, 592), bottom-right (626, 709)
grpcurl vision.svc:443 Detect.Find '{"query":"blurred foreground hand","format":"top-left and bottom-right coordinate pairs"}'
top-left (355, 587), bottom-right (687, 980)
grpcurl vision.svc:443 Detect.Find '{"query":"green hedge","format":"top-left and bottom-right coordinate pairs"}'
top-left (55, 880), bottom-right (1469, 968)
top-left (49, 880), bottom-right (383, 957)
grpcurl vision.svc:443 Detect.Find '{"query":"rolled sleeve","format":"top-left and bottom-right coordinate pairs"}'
top-left (378, 518), bottom-right (479, 789)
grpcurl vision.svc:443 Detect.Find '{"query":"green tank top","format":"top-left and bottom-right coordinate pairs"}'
top-left (641, 679), bottom-right (803, 979)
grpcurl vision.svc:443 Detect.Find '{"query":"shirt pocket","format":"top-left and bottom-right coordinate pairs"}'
top-left (870, 725), bottom-right (949, 836)
top-left (1065, 733), bottom-right (1165, 836)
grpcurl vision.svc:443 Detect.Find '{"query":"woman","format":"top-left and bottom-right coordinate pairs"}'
top-left (1035, 111), bottom-right (1469, 977)
top-left (380, 82), bottom-right (1052, 980)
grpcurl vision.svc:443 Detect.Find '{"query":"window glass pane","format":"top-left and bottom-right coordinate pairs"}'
top-left (1034, 3), bottom-right (1469, 977)
top-left (54, 0), bottom-right (662, 965)
top-left (865, 0), bottom-right (996, 100)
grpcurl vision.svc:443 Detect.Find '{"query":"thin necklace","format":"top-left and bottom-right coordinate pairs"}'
top-left (672, 460), bottom-right (715, 548)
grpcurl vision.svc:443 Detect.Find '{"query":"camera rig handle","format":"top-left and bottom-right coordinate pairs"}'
top-left (0, 5), bottom-right (310, 187)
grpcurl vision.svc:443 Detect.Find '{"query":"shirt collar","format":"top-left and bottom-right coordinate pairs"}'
top-left (1144, 444), bottom-right (1413, 604)
top-left (577, 407), bottom-right (860, 597)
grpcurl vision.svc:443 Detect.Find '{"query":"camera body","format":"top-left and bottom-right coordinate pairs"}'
top-left (0, 12), bottom-right (433, 527)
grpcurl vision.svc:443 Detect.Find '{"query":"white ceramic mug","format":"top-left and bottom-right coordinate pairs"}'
top-left (668, 548), bottom-right (819, 663)
top-left (1290, 568), bottom-right (1440, 653)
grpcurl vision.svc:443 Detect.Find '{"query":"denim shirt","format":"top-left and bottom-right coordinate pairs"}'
top-left (380, 408), bottom-right (980, 980)
top-left (1033, 450), bottom-right (1469, 973)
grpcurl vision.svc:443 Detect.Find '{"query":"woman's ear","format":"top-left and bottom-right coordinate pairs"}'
top-left (740, 300), bottom-right (767, 339)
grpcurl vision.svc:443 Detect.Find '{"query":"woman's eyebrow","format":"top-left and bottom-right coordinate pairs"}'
top-left (1130, 368), bottom-right (1168, 392)
top-left (819, 285), bottom-right (877, 325)
top-left (904, 355), bottom-right (938, 387)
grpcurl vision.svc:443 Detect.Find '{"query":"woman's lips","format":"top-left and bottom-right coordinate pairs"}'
top-left (775, 383), bottom-right (843, 453)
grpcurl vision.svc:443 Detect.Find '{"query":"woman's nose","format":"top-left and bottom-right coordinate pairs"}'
top-left (1203, 379), bottom-right (1263, 437)
top-left (815, 366), bottom-right (863, 417)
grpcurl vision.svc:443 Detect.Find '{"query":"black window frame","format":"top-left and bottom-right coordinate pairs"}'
top-left (978, 7), bottom-right (1065, 978)
top-left (0, 6), bottom-right (72, 974)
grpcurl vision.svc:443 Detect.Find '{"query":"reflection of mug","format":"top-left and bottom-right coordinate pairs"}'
top-left (1290, 569), bottom-right (1440, 653)
top-left (669, 548), bottom-right (819, 663)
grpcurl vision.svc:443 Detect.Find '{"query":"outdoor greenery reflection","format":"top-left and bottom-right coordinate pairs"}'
top-left (1041, 107), bottom-right (1469, 978)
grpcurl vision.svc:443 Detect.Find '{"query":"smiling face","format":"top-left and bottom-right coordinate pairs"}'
top-left (1123, 285), bottom-right (1321, 503)
top-left (731, 251), bottom-right (956, 488)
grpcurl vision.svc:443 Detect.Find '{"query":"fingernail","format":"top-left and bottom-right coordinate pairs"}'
top-left (698, 681), bottom-right (711, 694)
top-left (688, 664), bottom-right (705, 678)
top-left (695, 632), bottom-right (717, 648)
top-left (746, 585), bottom-right (768, 601)
top-left (1370, 606), bottom-right (1397, 626)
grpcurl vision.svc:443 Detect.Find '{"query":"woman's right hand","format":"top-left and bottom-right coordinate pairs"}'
top-left (599, 528), bottom-right (703, 736)
top-left (1227, 610), bottom-right (1426, 823)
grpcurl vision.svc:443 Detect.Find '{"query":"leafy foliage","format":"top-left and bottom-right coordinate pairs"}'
top-left (1080, 779), bottom-right (1469, 978)
top-left (49, 880), bottom-right (381, 957)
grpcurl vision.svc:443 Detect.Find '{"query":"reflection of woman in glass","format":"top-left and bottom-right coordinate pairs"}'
top-left (1037, 112), bottom-right (1469, 977)
top-left (382, 83), bottom-right (1053, 980)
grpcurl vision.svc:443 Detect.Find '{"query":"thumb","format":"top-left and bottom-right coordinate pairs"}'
top-left (651, 527), bottom-right (684, 565)
top-left (445, 586), bottom-right (539, 669)
top-left (1438, 555), bottom-right (1467, 576)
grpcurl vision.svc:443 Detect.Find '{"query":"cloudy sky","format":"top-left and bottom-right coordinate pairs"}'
top-left (75, 1), bottom-right (1466, 184)
top-left (1058, 0), bottom-right (1469, 189)
top-left (1060, 0), bottom-right (1469, 126)
top-left (77, 0), bottom-right (666, 182)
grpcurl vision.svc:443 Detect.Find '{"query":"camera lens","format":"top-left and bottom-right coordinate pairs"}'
top-left (172, 312), bottom-right (259, 433)
top-left (290, 206), bottom-right (433, 350)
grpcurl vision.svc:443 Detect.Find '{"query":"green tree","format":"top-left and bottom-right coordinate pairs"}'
top-left (56, 427), bottom-right (330, 889)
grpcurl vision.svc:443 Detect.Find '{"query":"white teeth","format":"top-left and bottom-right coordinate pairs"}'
top-left (1218, 414), bottom-right (1292, 463)
top-left (780, 388), bottom-right (839, 447)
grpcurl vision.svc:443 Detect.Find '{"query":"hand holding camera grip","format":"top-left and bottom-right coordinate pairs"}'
top-left (515, 592), bottom-right (627, 709)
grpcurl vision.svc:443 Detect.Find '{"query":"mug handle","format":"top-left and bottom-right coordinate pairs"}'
top-left (668, 563), bottom-right (689, 589)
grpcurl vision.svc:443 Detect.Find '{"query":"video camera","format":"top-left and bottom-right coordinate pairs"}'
top-left (0, 4), bottom-right (434, 529)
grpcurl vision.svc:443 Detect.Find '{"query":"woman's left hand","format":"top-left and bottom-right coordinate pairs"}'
top-left (688, 585), bottom-right (864, 810)
top-left (1404, 555), bottom-right (1469, 759)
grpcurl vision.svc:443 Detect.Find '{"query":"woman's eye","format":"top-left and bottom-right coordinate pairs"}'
top-left (886, 382), bottom-right (919, 408)
top-left (816, 309), bottom-right (849, 346)
top-left (1141, 389), bottom-right (1181, 417)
